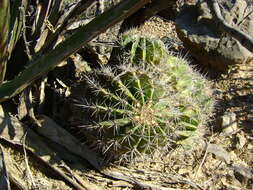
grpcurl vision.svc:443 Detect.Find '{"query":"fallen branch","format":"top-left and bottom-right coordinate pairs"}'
top-left (22, 133), bottom-right (37, 189)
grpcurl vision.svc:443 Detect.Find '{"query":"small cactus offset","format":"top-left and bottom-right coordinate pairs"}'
top-left (79, 37), bottom-right (214, 161)
top-left (111, 29), bottom-right (168, 66)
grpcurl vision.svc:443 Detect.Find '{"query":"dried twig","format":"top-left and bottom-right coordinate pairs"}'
top-left (101, 171), bottom-right (161, 190)
top-left (238, 10), bottom-right (253, 26)
top-left (194, 138), bottom-right (213, 179)
top-left (22, 133), bottom-right (37, 189)
top-left (102, 169), bottom-right (204, 190)
top-left (165, 174), bottom-right (204, 190)
top-left (59, 164), bottom-right (101, 190)
top-left (41, 0), bottom-right (53, 32)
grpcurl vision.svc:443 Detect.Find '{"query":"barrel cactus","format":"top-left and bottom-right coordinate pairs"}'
top-left (79, 49), bottom-right (214, 162)
top-left (110, 29), bottom-right (168, 67)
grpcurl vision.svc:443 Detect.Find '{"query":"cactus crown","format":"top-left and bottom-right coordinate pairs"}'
top-left (119, 29), bottom-right (168, 66)
top-left (79, 32), bottom-right (214, 162)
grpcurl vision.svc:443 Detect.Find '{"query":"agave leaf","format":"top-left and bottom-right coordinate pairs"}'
top-left (48, 0), bottom-right (62, 25)
top-left (0, 0), bottom-right (151, 102)
top-left (39, 0), bottom-right (98, 53)
top-left (8, 0), bottom-right (29, 56)
top-left (0, 0), bottom-right (10, 84)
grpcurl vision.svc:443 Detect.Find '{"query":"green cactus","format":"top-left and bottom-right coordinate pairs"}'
top-left (113, 29), bottom-right (168, 66)
top-left (80, 46), bottom-right (214, 161)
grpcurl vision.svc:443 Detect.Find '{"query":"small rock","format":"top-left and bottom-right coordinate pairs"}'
top-left (247, 143), bottom-right (253, 150)
top-left (220, 112), bottom-right (238, 135)
top-left (175, 0), bottom-right (253, 71)
top-left (236, 132), bottom-right (247, 149)
top-left (207, 143), bottom-right (231, 164)
top-left (232, 164), bottom-right (253, 182)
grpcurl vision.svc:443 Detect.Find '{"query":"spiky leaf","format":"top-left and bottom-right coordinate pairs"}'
top-left (0, 0), bottom-right (10, 83)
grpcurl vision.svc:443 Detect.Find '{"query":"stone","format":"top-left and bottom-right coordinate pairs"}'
top-left (207, 143), bottom-right (231, 164)
top-left (175, 0), bottom-right (253, 71)
top-left (220, 112), bottom-right (238, 135)
top-left (232, 164), bottom-right (253, 181)
top-left (236, 132), bottom-right (247, 149)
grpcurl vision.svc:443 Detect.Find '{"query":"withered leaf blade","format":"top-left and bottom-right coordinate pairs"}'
top-left (36, 115), bottom-right (103, 170)
top-left (0, 146), bottom-right (10, 190)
